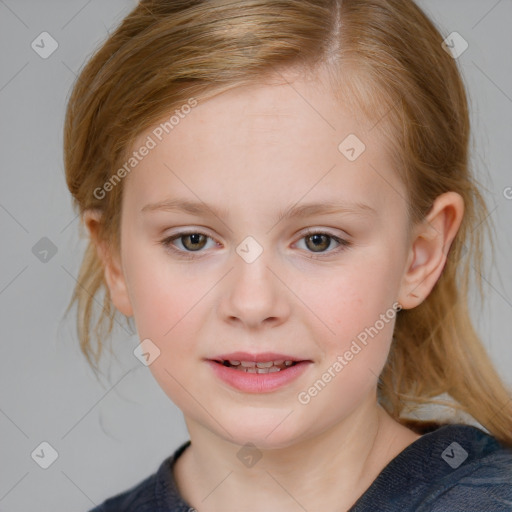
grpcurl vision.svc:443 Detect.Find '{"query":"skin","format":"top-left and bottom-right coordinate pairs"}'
top-left (85, 67), bottom-right (464, 511)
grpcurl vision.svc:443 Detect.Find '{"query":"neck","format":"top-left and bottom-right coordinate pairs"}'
top-left (173, 396), bottom-right (418, 511)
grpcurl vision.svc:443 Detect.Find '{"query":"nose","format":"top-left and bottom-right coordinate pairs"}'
top-left (218, 249), bottom-right (291, 330)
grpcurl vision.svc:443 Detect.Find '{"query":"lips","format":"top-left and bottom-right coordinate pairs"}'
top-left (207, 352), bottom-right (312, 392)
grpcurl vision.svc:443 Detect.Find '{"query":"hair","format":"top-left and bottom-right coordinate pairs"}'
top-left (63, 0), bottom-right (512, 447)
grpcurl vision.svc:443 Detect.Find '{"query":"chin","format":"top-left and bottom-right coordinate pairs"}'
top-left (216, 411), bottom-right (309, 450)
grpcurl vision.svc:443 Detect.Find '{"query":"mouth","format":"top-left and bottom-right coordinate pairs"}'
top-left (214, 359), bottom-right (298, 373)
top-left (207, 353), bottom-right (312, 393)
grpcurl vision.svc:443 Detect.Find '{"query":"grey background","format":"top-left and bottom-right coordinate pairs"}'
top-left (0, 1), bottom-right (511, 510)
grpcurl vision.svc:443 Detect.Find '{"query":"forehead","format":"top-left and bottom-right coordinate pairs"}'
top-left (124, 69), bottom-right (405, 220)
top-left (161, 71), bottom-right (372, 158)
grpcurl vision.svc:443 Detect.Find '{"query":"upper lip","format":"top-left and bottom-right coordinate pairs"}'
top-left (209, 352), bottom-right (309, 363)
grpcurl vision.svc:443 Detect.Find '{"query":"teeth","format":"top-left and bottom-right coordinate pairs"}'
top-left (220, 359), bottom-right (299, 372)
top-left (251, 367), bottom-right (282, 373)
top-left (256, 367), bottom-right (284, 374)
top-left (235, 360), bottom-right (295, 367)
top-left (256, 361), bottom-right (274, 368)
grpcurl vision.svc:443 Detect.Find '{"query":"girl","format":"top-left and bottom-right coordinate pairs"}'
top-left (63, 0), bottom-right (512, 510)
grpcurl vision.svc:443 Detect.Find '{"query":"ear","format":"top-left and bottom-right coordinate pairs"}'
top-left (398, 191), bottom-right (464, 309)
top-left (82, 209), bottom-right (134, 317)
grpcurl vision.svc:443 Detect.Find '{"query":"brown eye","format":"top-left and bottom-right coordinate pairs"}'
top-left (160, 231), bottom-right (218, 259)
top-left (304, 233), bottom-right (332, 252)
top-left (180, 233), bottom-right (208, 251)
top-left (295, 231), bottom-right (350, 257)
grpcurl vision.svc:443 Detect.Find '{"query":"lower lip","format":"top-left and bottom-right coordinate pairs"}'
top-left (207, 360), bottom-right (311, 393)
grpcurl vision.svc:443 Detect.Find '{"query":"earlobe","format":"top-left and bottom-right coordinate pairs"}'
top-left (398, 191), bottom-right (464, 309)
top-left (82, 209), bottom-right (134, 317)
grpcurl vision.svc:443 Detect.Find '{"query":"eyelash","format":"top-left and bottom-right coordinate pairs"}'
top-left (159, 229), bottom-right (351, 260)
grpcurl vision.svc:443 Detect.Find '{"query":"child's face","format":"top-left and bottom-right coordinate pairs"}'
top-left (114, 70), bottom-right (413, 448)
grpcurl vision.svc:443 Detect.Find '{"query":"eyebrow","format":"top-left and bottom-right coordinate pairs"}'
top-left (141, 198), bottom-right (376, 220)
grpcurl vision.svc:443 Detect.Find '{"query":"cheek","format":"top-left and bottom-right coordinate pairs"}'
top-left (125, 257), bottom-right (209, 412)
top-left (291, 253), bottom-right (402, 408)
top-left (122, 237), bottom-right (203, 340)
top-left (302, 252), bottom-right (400, 342)
top-left (293, 264), bottom-right (399, 423)
top-left (120, 242), bottom-right (216, 401)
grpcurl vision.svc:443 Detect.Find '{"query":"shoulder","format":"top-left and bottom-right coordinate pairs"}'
top-left (350, 423), bottom-right (512, 512)
top-left (88, 440), bottom-right (192, 512)
top-left (88, 471), bottom-right (158, 512)
top-left (416, 424), bottom-right (512, 511)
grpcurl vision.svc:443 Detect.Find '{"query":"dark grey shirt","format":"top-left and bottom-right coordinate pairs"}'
top-left (89, 423), bottom-right (512, 511)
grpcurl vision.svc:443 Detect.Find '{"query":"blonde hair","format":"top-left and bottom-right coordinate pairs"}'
top-left (63, 0), bottom-right (512, 446)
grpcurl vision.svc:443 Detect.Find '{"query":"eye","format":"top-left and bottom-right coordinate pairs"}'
top-left (160, 231), bottom-right (218, 257)
top-left (295, 230), bottom-right (351, 256)
top-left (160, 229), bottom-right (351, 259)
